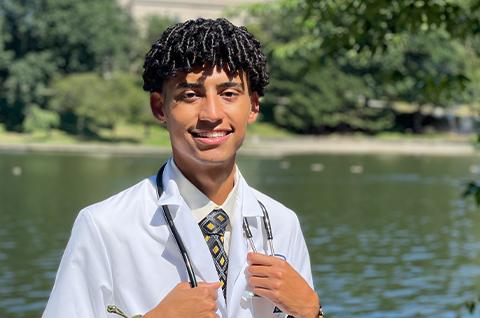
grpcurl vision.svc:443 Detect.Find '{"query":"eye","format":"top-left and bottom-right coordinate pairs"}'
top-left (178, 91), bottom-right (199, 102)
top-left (221, 90), bottom-right (239, 100)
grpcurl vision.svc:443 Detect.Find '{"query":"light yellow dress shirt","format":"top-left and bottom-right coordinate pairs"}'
top-left (170, 159), bottom-right (239, 255)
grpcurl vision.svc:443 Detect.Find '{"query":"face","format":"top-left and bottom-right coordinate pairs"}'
top-left (150, 66), bottom-right (259, 170)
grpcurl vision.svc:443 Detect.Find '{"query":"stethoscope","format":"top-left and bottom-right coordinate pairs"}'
top-left (156, 163), bottom-right (275, 288)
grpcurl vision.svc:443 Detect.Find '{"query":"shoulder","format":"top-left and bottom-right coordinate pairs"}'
top-left (78, 177), bottom-right (157, 230)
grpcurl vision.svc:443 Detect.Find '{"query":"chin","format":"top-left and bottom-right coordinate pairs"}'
top-left (194, 152), bottom-right (236, 166)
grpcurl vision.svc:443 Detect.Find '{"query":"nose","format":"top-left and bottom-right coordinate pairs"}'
top-left (198, 94), bottom-right (225, 123)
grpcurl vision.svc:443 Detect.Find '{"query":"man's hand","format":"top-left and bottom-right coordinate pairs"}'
top-left (247, 252), bottom-right (320, 318)
top-left (143, 282), bottom-right (221, 318)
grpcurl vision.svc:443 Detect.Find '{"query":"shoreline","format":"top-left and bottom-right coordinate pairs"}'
top-left (0, 137), bottom-right (477, 157)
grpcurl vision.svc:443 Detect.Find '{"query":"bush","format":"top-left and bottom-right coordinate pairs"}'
top-left (48, 72), bottom-right (149, 136)
top-left (23, 105), bottom-right (60, 135)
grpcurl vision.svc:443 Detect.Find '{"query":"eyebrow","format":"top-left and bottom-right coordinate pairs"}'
top-left (176, 82), bottom-right (203, 90)
top-left (175, 81), bottom-right (244, 91)
top-left (217, 82), bottom-right (244, 91)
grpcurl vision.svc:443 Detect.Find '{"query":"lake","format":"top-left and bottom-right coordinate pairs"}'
top-left (0, 152), bottom-right (479, 317)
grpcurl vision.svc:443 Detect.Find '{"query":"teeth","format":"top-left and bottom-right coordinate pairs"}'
top-left (195, 131), bottom-right (228, 138)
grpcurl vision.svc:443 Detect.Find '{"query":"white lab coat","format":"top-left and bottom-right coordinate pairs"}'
top-left (43, 161), bottom-right (314, 318)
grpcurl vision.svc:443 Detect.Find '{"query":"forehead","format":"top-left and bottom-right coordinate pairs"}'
top-left (164, 66), bottom-right (249, 89)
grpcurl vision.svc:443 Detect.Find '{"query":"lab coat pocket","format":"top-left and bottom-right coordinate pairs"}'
top-left (251, 296), bottom-right (287, 318)
top-left (251, 296), bottom-right (274, 317)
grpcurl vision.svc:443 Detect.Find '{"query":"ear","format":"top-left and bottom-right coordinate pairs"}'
top-left (247, 92), bottom-right (260, 124)
top-left (150, 92), bottom-right (166, 123)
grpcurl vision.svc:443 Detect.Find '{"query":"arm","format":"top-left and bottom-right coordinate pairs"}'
top-left (43, 210), bottom-right (113, 318)
top-left (44, 211), bottom-right (222, 318)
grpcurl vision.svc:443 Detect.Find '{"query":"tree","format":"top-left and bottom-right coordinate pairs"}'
top-left (0, 0), bottom-right (137, 131)
top-left (245, 0), bottom-right (480, 133)
top-left (264, 59), bottom-right (394, 133)
top-left (246, 2), bottom-right (395, 133)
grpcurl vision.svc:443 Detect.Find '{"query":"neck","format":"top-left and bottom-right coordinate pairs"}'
top-left (173, 156), bottom-right (236, 205)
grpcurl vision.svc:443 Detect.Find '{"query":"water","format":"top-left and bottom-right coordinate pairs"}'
top-left (0, 152), bottom-right (479, 317)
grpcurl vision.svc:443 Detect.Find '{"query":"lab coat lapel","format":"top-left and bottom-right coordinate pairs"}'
top-left (155, 164), bottom-right (227, 313)
top-left (173, 204), bottom-right (219, 284)
top-left (154, 203), bottom-right (228, 314)
top-left (158, 178), bottom-right (219, 284)
top-left (227, 176), bottom-right (263, 315)
top-left (172, 200), bottom-right (229, 314)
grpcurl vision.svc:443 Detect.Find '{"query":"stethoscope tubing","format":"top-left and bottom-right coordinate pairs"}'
top-left (156, 164), bottom-right (198, 288)
top-left (162, 204), bottom-right (198, 288)
top-left (156, 163), bottom-right (274, 289)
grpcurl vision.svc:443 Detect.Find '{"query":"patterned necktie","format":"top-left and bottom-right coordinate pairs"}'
top-left (199, 208), bottom-right (229, 297)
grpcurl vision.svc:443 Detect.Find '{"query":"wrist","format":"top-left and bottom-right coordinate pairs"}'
top-left (304, 293), bottom-right (321, 318)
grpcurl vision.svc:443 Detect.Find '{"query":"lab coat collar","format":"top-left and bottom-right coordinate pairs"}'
top-left (154, 159), bottom-right (184, 208)
top-left (149, 160), bottom-right (265, 315)
top-left (150, 160), bottom-right (227, 313)
top-left (155, 160), bottom-right (263, 218)
top-left (237, 171), bottom-right (264, 218)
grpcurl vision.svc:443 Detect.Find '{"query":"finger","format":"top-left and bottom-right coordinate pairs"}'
top-left (176, 281), bottom-right (192, 289)
top-left (247, 264), bottom-right (276, 278)
top-left (249, 276), bottom-right (280, 290)
top-left (197, 282), bottom-right (221, 299)
top-left (247, 252), bottom-right (282, 266)
top-left (251, 287), bottom-right (281, 304)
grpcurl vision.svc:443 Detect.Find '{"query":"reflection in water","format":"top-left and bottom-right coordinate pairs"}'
top-left (0, 153), bottom-right (479, 317)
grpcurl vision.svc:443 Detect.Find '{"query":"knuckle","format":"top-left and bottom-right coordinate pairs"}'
top-left (210, 290), bottom-right (218, 300)
top-left (275, 270), bottom-right (284, 279)
top-left (273, 281), bottom-right (281, 290)
top-left (208, 301), bottom-right (218, 311)
top-left (271, 291), bottom-right (281, 303)
top-left (177, 282), bottom-right (188, 288)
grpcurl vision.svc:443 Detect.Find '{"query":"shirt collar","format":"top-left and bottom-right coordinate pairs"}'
top-left (169, 158), bottom-right (239, 221)
top-left (154, 158), bottom-right (263, 219)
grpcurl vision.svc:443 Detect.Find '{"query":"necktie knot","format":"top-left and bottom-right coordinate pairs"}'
top-left (199, 208), bottom-right (229, 235)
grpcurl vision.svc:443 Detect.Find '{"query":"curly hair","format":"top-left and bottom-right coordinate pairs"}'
top-left (142, 18), bottom-right (269, 95)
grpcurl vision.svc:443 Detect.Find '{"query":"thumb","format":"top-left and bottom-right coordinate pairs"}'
top-left (198, 281), bottom-right (222, 289)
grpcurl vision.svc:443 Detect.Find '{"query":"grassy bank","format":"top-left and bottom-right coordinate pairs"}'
top-left (0, 123), bottom-right (477, 157)
top-left (0, 122), bottom-right (292, 146)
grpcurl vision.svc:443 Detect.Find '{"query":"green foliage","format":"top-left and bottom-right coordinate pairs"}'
top-left (144, 16), bottom-right (179, 49)
top-left (265, 61), bottom-right (394, 133)
top-left (130, 15), bottom-right (179, 74)
top-left (245, 0), bottom-right (480, 133)
top-left (2, 52), bottom-right (58, 131)
top-left (301, 0), bottom-right (480, 55)
top-left (0, 0), bottom-right (137, 131)
top-left (48, 72), bottom-right (148, 136)
top-left (23, 105), bottom-right (60, 134)
top-left (109, 72), bottom-right (151, 126)
top-left (248, 2), bottom-right (395, 133)
top-left (296, 0), bottom-right (479, 106)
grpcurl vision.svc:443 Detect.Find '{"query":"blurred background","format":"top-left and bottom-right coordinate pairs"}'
top-left (0, 0), bottom-right (480, 317)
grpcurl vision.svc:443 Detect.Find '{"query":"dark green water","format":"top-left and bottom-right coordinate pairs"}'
top-left (1, 152), bottom-right (479, 318)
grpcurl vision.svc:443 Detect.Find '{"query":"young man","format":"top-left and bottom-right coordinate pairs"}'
top-left (43, 18), bottom-right (322, 318)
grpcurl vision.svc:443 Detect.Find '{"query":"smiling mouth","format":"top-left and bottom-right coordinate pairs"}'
top-left (190, 129), bottom-right (233, 146)
top-left (190, 130), bottom-right (232, 138)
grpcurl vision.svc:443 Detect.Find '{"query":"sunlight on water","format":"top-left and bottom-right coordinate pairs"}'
top-left (0, 153), bottom-right (479, 317)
